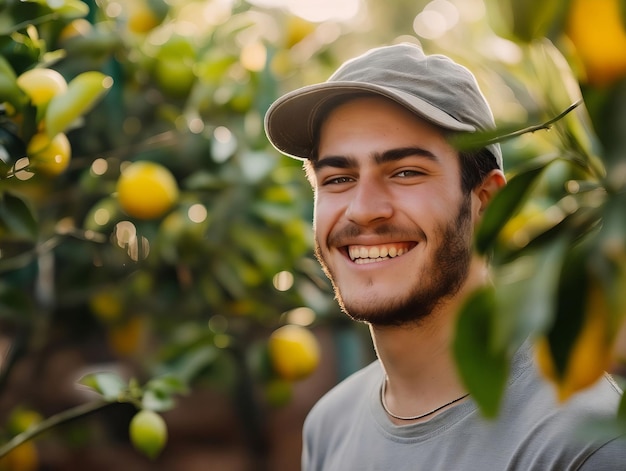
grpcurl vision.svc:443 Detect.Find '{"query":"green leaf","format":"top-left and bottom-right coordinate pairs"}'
top-left (527, 40), bottom-right (604, 177)
top-left (0, 127), bottom-right (26, 171)
top-left (143, 375), bottom-right (189, 411)
top-left (24, 0), bottom-right (89, 18)
top-left (78, 372), bottom-right (127, 400)
top-left (141, 389), bottom-right (175, 412)
top-left (484, 0), bottom-right (568, 42)
top-left (0, 282), bottom-right (33, 319)
top-left (453, 286), bottom-right (509, 418)
top-left (45, 71), bottom-right (113, 137)
top-left (475, 157), bottom-right (553, 254)
top-left (0, 57), bottom-right (28, 108)
top-left (165, 345), bottom-right (219, 384)
top-left (546, 242), bottom-right (590, 378)
top-left (492, 235), bottom-right (570, 351)
top-left (0, 192), bottom-right (38, 241)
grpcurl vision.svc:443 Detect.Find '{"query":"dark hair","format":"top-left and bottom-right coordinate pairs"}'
top-left (458, 148), bottom-right (500, 194)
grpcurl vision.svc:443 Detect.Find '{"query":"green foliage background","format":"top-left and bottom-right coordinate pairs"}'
top-left (1, 0), bottom-right (626, 467)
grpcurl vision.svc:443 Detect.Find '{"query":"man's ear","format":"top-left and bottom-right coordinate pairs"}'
top-left (474, 170), bottom-right (506, 216)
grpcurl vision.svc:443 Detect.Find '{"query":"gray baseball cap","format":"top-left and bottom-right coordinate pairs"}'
top-left (264, 42), bottom-right (502, 169)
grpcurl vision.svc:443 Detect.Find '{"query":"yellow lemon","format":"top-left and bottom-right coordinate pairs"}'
top-left (129, 409), bottom-right (168, 459)
top-left (535, 279), bottom-right (613, 401)
top-left (27, 132), bottom-right (71, 176)
top-left (268, 324), bottom-right (320, 381)
top-left (567, 0), bottom-right (626, 86)
top-left (89, 289), bottom-right (124, 322)
top-left (116, 161), bottom-right (178, 220)
top-left (16, 68), bottom-right (67, 106)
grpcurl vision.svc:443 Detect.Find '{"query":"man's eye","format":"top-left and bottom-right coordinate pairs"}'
top-left (324, 176), bottom-right (353, 185)
top-left (395, 169), bottom-right (424, 178)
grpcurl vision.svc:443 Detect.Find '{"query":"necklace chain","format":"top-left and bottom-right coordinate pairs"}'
top-left (380, 377), bottom-right (470, 421)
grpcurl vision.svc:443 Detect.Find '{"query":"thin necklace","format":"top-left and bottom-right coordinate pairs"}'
top-left (380, 376), bottom-right (470, 421)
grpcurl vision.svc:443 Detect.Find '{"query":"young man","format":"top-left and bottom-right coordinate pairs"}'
top-left (264, 43), bottom-right (625, 470)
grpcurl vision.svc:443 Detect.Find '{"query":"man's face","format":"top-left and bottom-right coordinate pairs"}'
top-left (312, 96), bottom-right (477, 326)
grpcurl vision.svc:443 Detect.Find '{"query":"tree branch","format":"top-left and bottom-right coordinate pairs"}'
top-left (0, 399), bottom-right (112, 458)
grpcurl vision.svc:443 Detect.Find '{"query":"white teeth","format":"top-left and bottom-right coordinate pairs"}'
top-left (348, 244), bottom-right (410, 261)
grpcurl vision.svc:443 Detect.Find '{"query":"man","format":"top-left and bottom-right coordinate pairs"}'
top-left (264, 43), bottom-right (625, 470)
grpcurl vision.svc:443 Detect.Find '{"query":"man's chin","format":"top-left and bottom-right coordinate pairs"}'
top-left (338, 294), bottom-right (437, 327)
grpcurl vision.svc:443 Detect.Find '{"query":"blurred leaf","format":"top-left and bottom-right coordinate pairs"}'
top-left (453, 285), bottom-right (509, 418)
top-left (591, 191), bottom-right (626, 330)
top-left (141, 390), bottom-right (174, 412)
top-left (0, 282), bottom-right (33, 318)
top-left (142, 374), bottom-right (190, 411)
top-left (545, 241), bottom-right (589, 378)
top-left (78, 372), bottom-right (126, 401)
top-left (145, 375), bottom-right (188, 396)
top-left (0, 127), bottom-right (26, 171)
top-left (527, 40), bottom-right (604, 178)
top-left (0, 56), bottom-right (28, 109)
top-left (493, 235), bottom-right (570, 351)
top-left (475, 157), bottom-right (554, 254)
top-left (163, 345), bottom-right (220, 384)
top-left (45, 71), bottom-right (113, 137)
top-left (452, 100), bottom-right (581, 154)
top-left (0, 192), bottom-right (38, 241)
top-left (485, 0), bottom-right (567, 42)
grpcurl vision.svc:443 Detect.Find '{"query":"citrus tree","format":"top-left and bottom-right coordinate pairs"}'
top-left (1, 0), bottom-right (626, 467)
top-left (447, 0), bottom-right (626, 424)
top-left (0, 0), bottom-right (334, 466)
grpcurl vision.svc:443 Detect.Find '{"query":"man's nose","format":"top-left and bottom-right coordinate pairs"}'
top-left (345, 179), bottom-right (393, 226)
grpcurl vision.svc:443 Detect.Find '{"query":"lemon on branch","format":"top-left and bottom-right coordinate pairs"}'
top-left (116, 161), bottom-right (179, 220)
top-left (268, 324), bottom-right (320, 381)
top-left (129, 409), bottom-right (167, 459)
top-left (27, 132), bottom-right (72, 176)
top-left (567, 0), bottom-right (626, 86)
top-left (535, 278), bottom-right (614, 402)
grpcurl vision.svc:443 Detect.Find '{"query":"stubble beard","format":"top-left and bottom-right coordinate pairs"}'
top-left (314, 195), bottom-right (474, 327)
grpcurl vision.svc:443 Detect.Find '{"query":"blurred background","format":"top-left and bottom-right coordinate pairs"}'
top-left (1, 0), bottom-right (626, 469)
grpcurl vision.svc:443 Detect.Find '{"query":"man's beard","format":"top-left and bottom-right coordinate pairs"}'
top-left (314, 195), bottom-right (473, 327)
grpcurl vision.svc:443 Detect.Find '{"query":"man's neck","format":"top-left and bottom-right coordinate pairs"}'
top-left (370, 259), bottom-right (489, 423)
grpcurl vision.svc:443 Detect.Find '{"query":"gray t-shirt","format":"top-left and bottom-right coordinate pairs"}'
top-left (302, 343), bottom-right (626, 470)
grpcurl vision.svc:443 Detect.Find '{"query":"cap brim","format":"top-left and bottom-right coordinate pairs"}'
top-left (264, 81), bottom-right (476, 160)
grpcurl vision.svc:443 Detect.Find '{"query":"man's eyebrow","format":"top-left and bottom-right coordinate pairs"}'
top-left (313, 147), bottom-right (439, 171)
top-left (312, 155), bottom-right (358, 171)
top-left (374, 146), bottom-right (439, 164)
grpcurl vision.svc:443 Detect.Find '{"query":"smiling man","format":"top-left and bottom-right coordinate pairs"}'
top-left (264, 43), bottom-right (625, 470)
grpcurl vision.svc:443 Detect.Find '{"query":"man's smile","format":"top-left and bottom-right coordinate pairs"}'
top-left (346, 242), bottom-right (417, 264)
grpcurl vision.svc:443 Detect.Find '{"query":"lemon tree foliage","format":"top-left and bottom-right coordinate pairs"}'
top-left (451, 0), bottom-right (626, 422)
top-left (0, 0), bottom-right (327, 462)
top-left (1, 0), bottom-right (626, 464)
